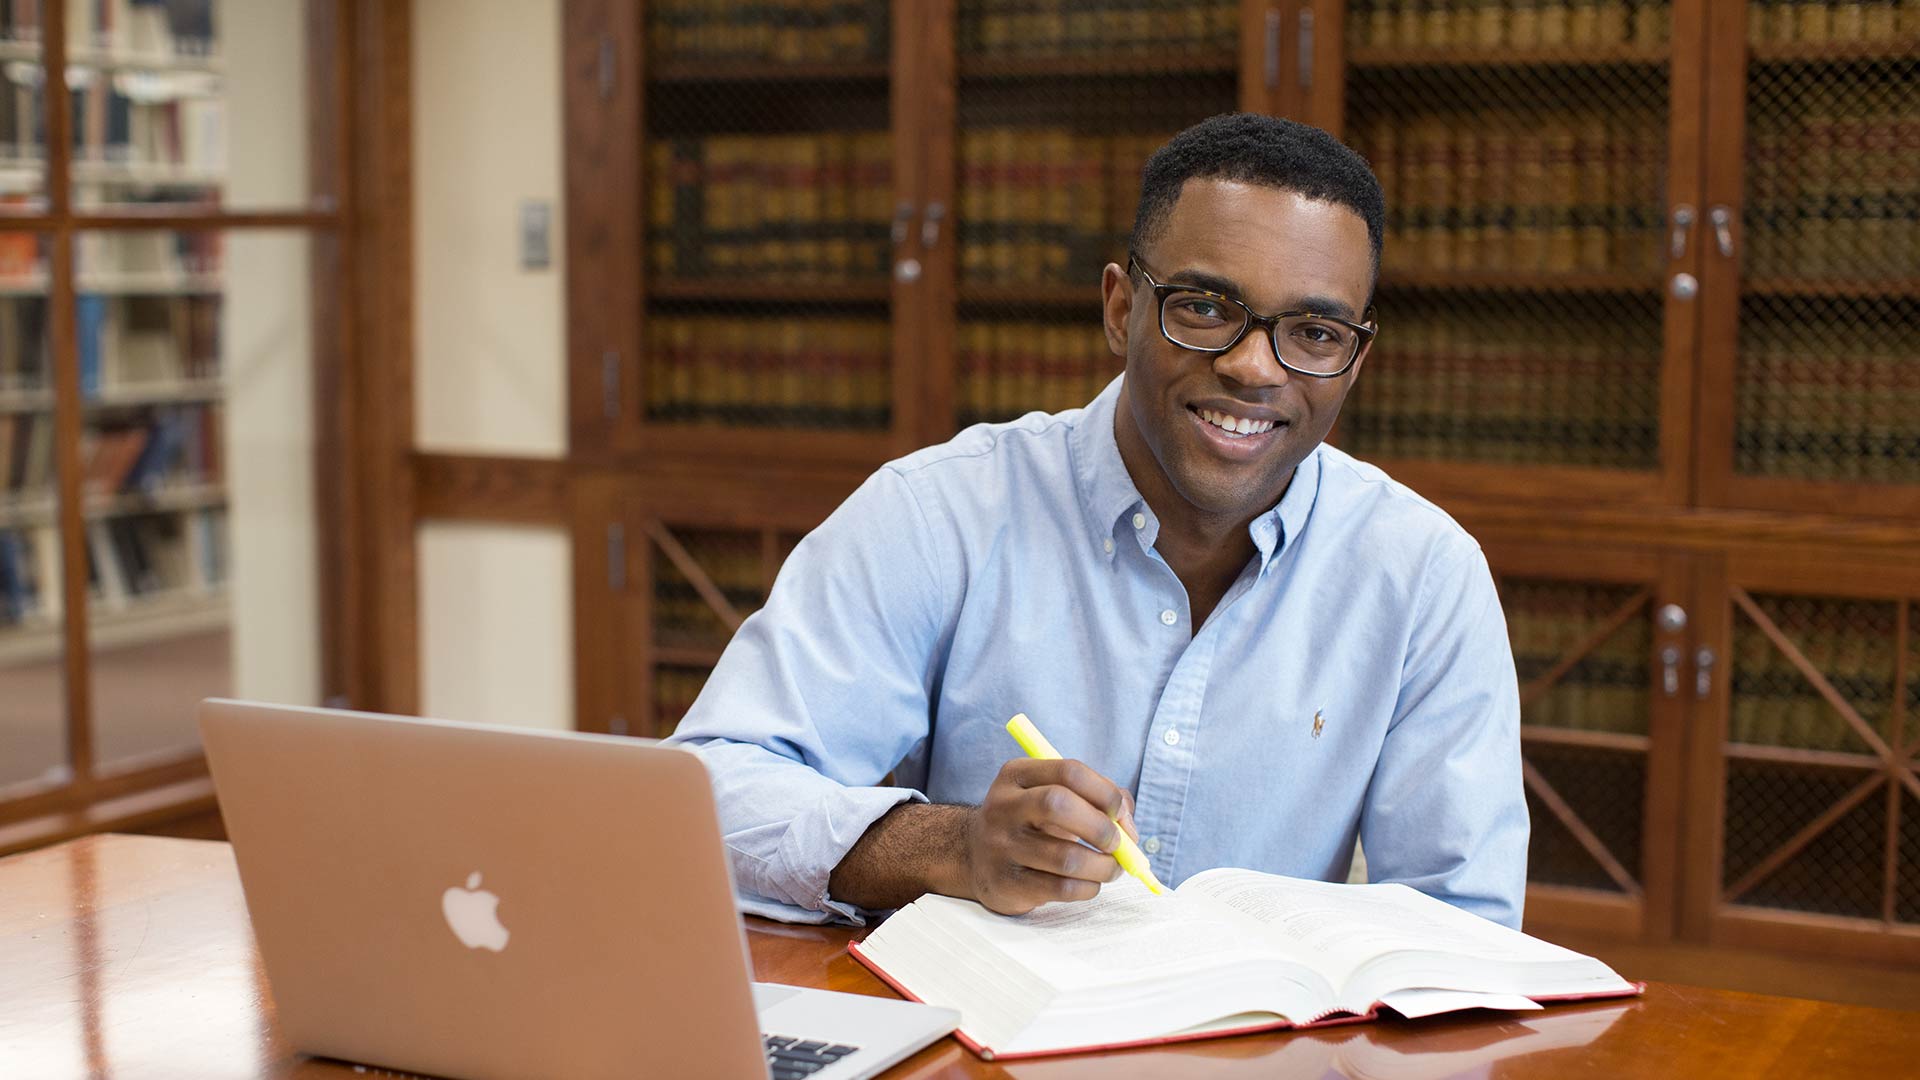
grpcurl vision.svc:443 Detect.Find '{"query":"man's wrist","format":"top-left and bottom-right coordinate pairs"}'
top-left (828, 802), bottom-right (975, 911)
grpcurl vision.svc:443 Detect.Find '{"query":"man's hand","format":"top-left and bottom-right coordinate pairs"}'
top-left (826, 760), bottom-right (1140, 916)
top-left (963, 758), bottom-right (1139, 915)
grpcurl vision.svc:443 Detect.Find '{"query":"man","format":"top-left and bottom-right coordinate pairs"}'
top-left (664, 113), bottom-right (1528, 929)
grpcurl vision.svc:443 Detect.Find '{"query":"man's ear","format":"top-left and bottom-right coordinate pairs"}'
top-left (1100, 262), bottom-right (1132, 360)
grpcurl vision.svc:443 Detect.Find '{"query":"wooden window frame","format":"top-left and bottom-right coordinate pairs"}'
top-left (0, 0), bottom-right (417, 854)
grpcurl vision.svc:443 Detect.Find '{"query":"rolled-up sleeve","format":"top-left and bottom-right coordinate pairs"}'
top-left (663, 466), bottom-right (952, 924)
top-left (1360, 542), bottom-right (1530, 929)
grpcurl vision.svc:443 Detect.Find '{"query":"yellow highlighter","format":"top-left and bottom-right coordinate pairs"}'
top-left (1005, 713), bottom-right (1171, 896)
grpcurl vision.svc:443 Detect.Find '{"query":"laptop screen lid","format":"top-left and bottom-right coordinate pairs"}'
top-left (200, 698), bottom-right (770, 1080)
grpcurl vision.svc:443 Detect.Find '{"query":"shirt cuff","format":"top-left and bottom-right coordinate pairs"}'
top-left (747, 784), bottom-right (930, 926)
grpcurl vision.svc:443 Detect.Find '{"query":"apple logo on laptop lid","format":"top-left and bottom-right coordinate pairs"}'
top-left (442, 872), bottom-right (510, 952)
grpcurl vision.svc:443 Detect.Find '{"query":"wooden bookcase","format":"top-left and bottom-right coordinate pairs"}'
top-left (557, 0), bottom-right (1920, 966)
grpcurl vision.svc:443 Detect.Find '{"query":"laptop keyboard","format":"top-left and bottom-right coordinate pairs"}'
top-left (762, 1034), bottom-right (861, 1079)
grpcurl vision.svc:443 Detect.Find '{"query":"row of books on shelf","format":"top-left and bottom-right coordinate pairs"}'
top-left (0, 506), bottom-right (226, 628)
top-left (960, 0), bottom-right (1238, 57)
top-left (0, 76), bottom-right (225, 177)
top-left (0, 404), bottom-right (219, 504)
top-left (958, 129), bottom-right (1158, 286)
top-left (1, 0), bottom-right (217, 58)
top-left (1746, 102), bottom-right (1919, 280)
top-left (1745, 0), bottom-right (1916, 46)
top-left (81, 405), bottom-right (218, 494)
top-left (653, 664), bottom-right (710, 737)
top-left (1351, 115), bottom-right (1668, 278)
top-left (648, 133), bottom-right (893, 282)
top-left (1341, 293), bottom-right (1662, 468)
top-left (956, 320), bottom-right (1113, 427)
top-left (79, 292), bottom-right (219, 395)
top-left (1728, 619), bottom-right (1900, 752)
top-left (1348, 0), bottom-right (1672, 51)
top-left (645, 0), bottom-right (889, 66)
top-left (1341, 344), bottom-right (1662, 469)
top-left (1734, 340), bottom-right (1920, 482)
top-left (643, 314), bottom-right (891, 429)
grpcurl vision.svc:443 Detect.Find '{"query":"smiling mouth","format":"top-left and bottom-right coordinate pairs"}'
top-left (1192, 406), bottom-right (1283, 439)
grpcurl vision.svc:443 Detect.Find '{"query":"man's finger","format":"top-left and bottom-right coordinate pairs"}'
top-left (1006, 758), bottom-right (1129, 821)
top-left (1023, 784), bottom-right (1124, 853)
top-left (1014, 833), bottom-right (1123, 883)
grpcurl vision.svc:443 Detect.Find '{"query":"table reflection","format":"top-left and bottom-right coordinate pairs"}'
top-left (991, 1002), bottom-right (1634, 1080)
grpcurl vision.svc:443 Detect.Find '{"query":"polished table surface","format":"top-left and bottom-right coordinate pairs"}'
top-left (4, 835), bottom-right (1915, 1079)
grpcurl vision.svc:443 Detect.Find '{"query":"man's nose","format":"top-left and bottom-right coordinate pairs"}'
top-left (1212, 326), bottom-right (1289, 389)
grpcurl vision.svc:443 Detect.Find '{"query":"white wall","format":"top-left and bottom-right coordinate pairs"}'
top-left (225, 0), bottom-right (319, 705)
top-left (411, 0), bottom-right (574, 730)
top-left (418, 523), bottom-right (574, 730)
top-left (412, 0), bottom-right (567, 457)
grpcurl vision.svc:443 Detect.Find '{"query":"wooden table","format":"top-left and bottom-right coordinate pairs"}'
top-left (3, 835), bottom-right (1914, 1078)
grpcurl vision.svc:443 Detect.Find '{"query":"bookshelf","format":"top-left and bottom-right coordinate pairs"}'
top-left (557, 0), bottom-right (1920, 970)
top-left (0, 0), bottom-right (364, 847)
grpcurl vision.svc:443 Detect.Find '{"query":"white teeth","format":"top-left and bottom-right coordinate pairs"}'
top-left (1198, 408), bottom-right (1275, 437)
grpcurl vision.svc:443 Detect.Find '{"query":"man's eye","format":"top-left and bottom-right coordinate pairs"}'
top-left (1178, 299), bottom-right (1226, 319)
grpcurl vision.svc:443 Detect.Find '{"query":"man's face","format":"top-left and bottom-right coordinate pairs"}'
top-left (1103, 179), bottom-right (1375, 523)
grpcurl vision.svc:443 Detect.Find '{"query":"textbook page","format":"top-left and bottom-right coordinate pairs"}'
top-left (1178, 869), bottom-right (1628, 1009)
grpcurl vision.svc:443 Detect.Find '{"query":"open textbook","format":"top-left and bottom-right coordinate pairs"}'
top-left (849, 869), bottom-right (1640, 1060)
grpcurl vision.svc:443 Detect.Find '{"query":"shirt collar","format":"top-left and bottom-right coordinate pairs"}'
top-left (1069, 375), bottom-right (1324, 570)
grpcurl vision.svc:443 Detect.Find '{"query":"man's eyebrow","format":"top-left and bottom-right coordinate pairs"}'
top-left (1165, 268), bottom-right (1361, 322)
top-left (1162, 267), bottom-right (1245, 297)
top-left (1295, 294), bottom-right (1359, 321)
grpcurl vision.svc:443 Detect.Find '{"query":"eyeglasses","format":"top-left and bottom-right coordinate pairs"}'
top-left (1127, 255), bottom-right (1377, 378)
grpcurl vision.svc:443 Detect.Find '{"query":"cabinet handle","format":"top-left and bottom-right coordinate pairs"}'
top-left (921, 202), bottom-right (945, 248)
top-left (1695, 646), bottom-right (1717, 700)
top-left (1709, 204), bottom-right (1736, 258)
top-left (598, 35), bottom-right (615, 100)
top-left (1669, 204), bottom-right (1696, 260)
top-left (1264, 9), bottom-right (1282, 91)
top-left (891, 201), bottom-right (914, 247)
top-left (1297, 10), bottom-right (1314, 91)
top-left (1660, 645), bottom-right (1681, 697)
top-left (1657, 603), bottom-right (1688, 633)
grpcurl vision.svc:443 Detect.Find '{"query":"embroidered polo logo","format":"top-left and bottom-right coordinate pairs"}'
top-left (1312, 710), bottom-right (1326, 739)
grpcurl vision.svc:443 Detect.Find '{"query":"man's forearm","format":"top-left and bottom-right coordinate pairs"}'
top-left (827, 802), bottom-right (974, 912)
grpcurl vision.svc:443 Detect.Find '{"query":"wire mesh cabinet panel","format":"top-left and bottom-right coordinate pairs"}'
top-left (919, 0), bottom-right (1262, 437)
top-left (627, 516), bottom-right (813, 738)
top-left (1683, 550), bottom-right (1920, 965)
top-left (1321, 0), bottom-right (1707, 507)
top-left (1695, 3), bottom-right (1920, 517)
top-left (1484, 541), bottom-right (1692, 942)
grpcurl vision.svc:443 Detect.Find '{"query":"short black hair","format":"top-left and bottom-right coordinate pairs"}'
top-left (1130, 113), bottom-right (1386, 288)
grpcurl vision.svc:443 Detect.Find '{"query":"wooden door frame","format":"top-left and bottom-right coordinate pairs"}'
top-left (1478, 537), bottom-right (1692, 943)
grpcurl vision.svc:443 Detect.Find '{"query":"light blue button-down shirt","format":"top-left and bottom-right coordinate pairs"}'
top-left (665, 376), bottom-right (1528, 928)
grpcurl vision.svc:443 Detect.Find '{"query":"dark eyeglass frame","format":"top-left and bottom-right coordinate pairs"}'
top-left (1126, 254), bottom-right (1378, 379)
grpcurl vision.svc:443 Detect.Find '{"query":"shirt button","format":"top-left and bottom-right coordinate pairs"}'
top-left (1133, 512), bottom-right (1146, 530)
top-left (1159, 609), bottom-right (1177, 626)
top-left (1102, 538), bottom-right (1113, 554)
top-left (1162, 728), bottom-right (1180, 747)
top-left (1142, 837), bottom-right (1162, 855)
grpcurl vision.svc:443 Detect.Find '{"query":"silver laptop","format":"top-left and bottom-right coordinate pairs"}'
top-left (200, 699), bottom-right (958, 1080)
